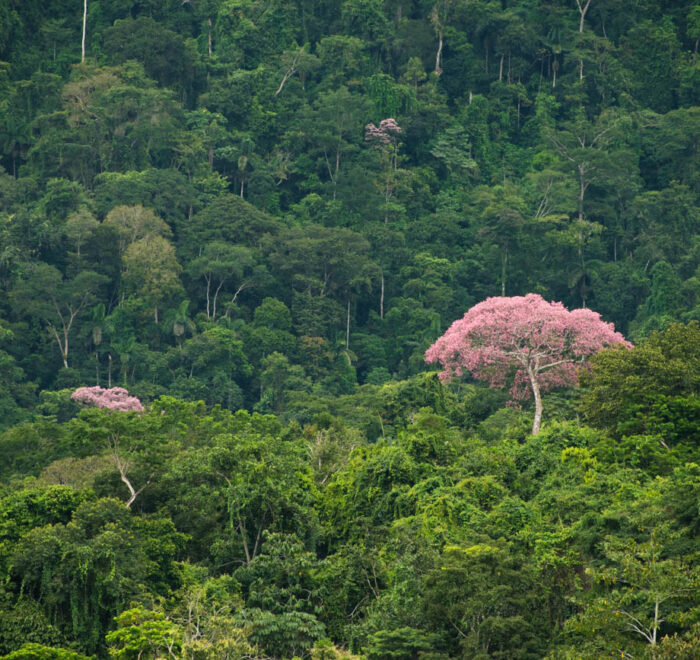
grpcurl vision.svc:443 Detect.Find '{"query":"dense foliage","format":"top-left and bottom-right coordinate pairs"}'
top-left (0, 0), bottom-right (699, 657)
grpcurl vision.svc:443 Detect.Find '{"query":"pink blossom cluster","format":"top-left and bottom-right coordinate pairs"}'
top-left (425, 294), bottom-right (631, 400)
top-left (71, 386), bottom-right (144, 412)
top-left (364, 118), bottom-right (402, 145)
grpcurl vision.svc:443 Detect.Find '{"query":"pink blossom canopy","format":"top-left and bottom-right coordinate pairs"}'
top-left (425, 294), bottom-right (631, 400)
top-left (71, 386), bottom-right (144, 412)
top-left (365, 118), bottom-right (402, 146)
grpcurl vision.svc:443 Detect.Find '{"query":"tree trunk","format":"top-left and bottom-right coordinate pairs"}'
top-left (578, 164), bottom-right (586, 222)
top-left (652, 599), bottom-right (660, 645)
top-left (380, 271), bottom-right (385, 319)
top-left (435, 28), bottom-right (444, 76)
top-left (208, 18), bottom-right (213, 56)
top-left (576, 0), bottom-right (592, 34)
top-left (49, 324), bottom-right (70, 368)
top-left (346, 299), bottom-right (351, 350)
top-left (110, 436), bottom-right (149, 509)
top-left (528, 366), bottom-right (543, 435)
top-left (205, 274), bottom-right (212, 318)
top-left (212, 280), bottom-right (226, 320)
top-left (81, 0), bottom-right (87, 63)
top-left (576, 0), bottom-right (591, 78)
top-left (62, 326), bottom-right (70, 368)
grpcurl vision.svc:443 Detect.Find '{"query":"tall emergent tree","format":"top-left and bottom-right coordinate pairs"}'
top-left (425, 294), bottom-right (630, 434)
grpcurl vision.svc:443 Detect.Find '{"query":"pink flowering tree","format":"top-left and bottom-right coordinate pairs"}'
top-left (71, 386), bottom-right (146, 507)
top-left (71, 386), bottom-right (144, 412)
top-left (365, 118), bottom-right (402, 223)
top-left (425, 294), bottom-right (631, 435)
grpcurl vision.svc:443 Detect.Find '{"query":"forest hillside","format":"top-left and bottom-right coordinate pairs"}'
top-left (0, 0), bottom-right (698, 658)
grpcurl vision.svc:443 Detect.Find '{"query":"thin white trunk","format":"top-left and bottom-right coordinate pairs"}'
top-left (435, 28), bottom-right (443, 76)
top-left (110, 436), bottom-right (149, 509)
top-left (578, 163), bottom-right (586, 222)
top-left (346, 299), bottom-right (351, 350)
top-left (380, 271), bottom-right (385, 319)
top-left (212, 280), bottom-right (226, 320)
top-left (576, 0), bottom-right (592, 33)
top-left (576, 0), bottom-right (591, 78)
top-left (652, 600), bottom-right (659, 645)
top-left (275, 49), bottom-right (302, 96)
top-left (82, 0), bottom-right (87, 62)
top-left (205, 274), bottom-right (212, 318)
top-left (528, 366), bottom-right (543, 435)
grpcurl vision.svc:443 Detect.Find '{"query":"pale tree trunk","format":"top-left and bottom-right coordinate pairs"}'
top-left (48, 325), bottom-right (70, 368)
top-left (48, 301), bottom-right (83, 368)
top-left (578, 163), bottom-right (587, 222)
top-left (576, 0), bottom-right (591, 34)
top-left (380, 271), bottom-right (385, 319)
top-left (205, 274), bottom-right (212, 318)
top-left (576, 0), bottom-right (591, 78)
top-left (224, 281), bottom-right (249, 318)
top-left (346, 299), bottom-right (351, 350)
top-left (528, 366), bottom-right (543, 435)
top-left (652, 599), bottom-right (660, 645)
top-left (322, 135), bottom-right (342, 201)
top-left (212, 280), bottom-right (226, 320)
top-left (82, 0), bottom-right (87, 63)
top-left (109, 435), bottom-right (149, 509)
top-left (432, 4), bottom-right (444, 76)
top-left (435, 27), bottom-right (444, 76)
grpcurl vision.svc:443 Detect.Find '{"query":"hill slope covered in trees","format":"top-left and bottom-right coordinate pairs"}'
top-left (0, 0), bottom-right (699, 657)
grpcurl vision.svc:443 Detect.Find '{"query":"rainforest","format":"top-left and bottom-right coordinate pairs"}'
top-left (0, 0), bottom-right (699, 658)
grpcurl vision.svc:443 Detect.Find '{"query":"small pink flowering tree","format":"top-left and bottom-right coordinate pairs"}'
top-left (425, 294), bottom-right (631, 435)
top-left (71, 386), bottom-right (144, 412)
top-left (365, 118), bottom-right (402, 223)
top-left (71, 386), bottom-right (146, 507)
